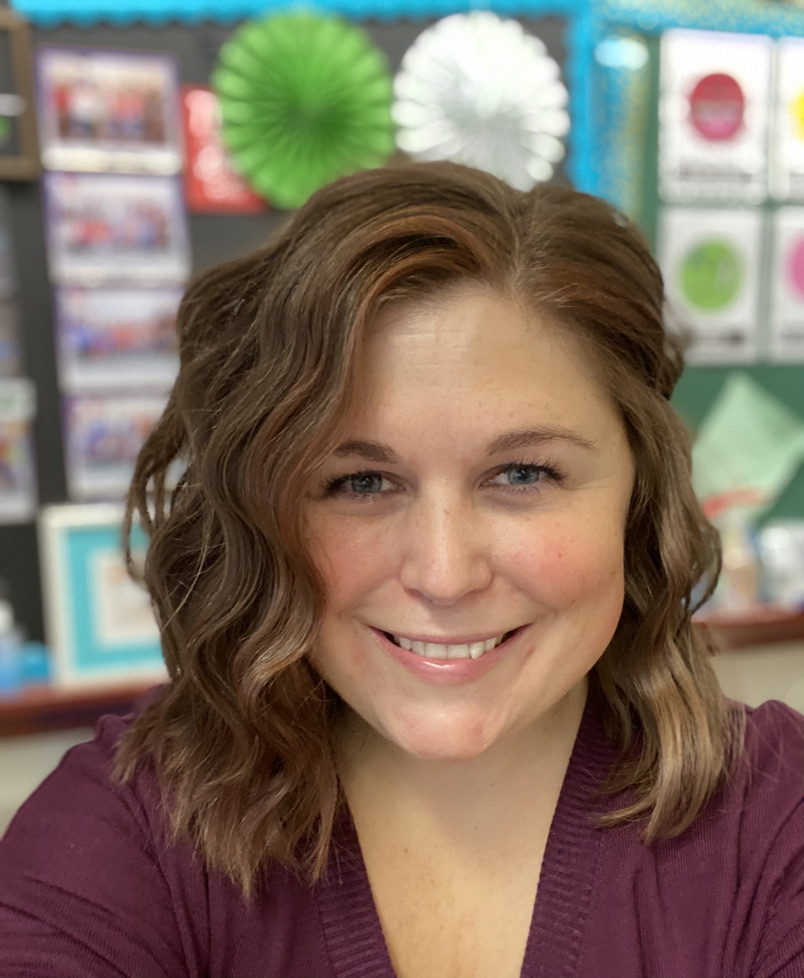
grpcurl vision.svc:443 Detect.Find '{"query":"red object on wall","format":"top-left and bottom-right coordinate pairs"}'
top-left (688, 72), bottom-right (746, 142)
top-left (180, 85), bottom-right (267, 213)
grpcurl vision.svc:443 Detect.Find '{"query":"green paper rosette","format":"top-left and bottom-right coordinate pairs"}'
top-left (212, 12), bottom-right (395, 210)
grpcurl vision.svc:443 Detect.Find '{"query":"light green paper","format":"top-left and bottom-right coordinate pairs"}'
top-left (691, 372), bottom-right (804, 514)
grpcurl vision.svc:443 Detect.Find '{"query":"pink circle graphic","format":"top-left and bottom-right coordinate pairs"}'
top-left (688, 72), bottom-right (745, 142)
top-left (786, 237), bottom-right (804, 298)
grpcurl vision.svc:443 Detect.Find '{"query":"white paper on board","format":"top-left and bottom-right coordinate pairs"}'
top-left (770, 37), bottom-right (804, 201)
top-left (657, 206), bottom-right (763, 363)
top-left (768, 206), bottom-right (804, 362)
top-left (659, 29), bottom-right (772, 203)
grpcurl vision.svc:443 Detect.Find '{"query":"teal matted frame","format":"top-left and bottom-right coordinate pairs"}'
top-left (38, 503), bottom-right (167, 688)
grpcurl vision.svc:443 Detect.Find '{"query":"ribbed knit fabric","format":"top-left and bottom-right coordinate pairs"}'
top-left (520, 700), bottom-right (614, 978)
top-left (317, 811), bottom-right (397, 978)
top-left (1, 691), bottom-right (803, 978)
top-left (315, 699), bottom-right (617, 978)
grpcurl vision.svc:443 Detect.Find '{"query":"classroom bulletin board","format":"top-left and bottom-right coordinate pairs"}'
top-left (2, 0), bottom-right (803, 641)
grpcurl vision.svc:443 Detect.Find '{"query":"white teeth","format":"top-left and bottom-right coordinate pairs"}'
top-left (447, 644), bottom-right (470, 659)
top-left (424, 642), bottom-right (448, 659)
top-left (389, 633), bottom-right (509, 660)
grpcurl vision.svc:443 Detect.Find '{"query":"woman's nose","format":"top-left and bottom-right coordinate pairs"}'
top-left (398, 492), bottom-right (493, 605)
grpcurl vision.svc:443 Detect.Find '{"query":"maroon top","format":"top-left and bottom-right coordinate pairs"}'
top-left (1, 693), bottom-right (803, 978)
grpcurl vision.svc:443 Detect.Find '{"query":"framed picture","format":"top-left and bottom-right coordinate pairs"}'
top-left (0, 10), bottom-right (39, 180)
top-left (35, 46), bottom-right (182, 175)
top-left (43, 172), bottom-right (190, 284)
top-left (63, 391), bottom-right (168, 501)
top-left (54, 286), bottom-right (181, 392)
top-left (38, 503), bottom-right (167, 688)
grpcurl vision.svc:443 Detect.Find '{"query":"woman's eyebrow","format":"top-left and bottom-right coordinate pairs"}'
top-left (485, 428), bottom-right (597, 454)
top-left (333, 428), bottom-right (596, 464)
top-left (333, 440), bottom-right (399, 463)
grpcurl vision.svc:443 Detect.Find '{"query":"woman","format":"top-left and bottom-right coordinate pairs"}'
top-left (1, 162), bottom-right (802, 978)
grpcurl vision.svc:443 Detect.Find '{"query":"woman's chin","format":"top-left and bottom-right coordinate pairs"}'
top-left (374, 713), bottom-right (505, 763)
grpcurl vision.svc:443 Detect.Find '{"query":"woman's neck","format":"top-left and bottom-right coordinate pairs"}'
top-left (336, 681), bottom-right (587, 851)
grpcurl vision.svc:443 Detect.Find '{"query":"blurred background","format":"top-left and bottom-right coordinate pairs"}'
top-left (1, 0), bottom-right (803, 834)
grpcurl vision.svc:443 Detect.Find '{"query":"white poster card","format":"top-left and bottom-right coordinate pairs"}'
top-left (771, 37), bottom-right (804, 201)
top-left (35, 46), bottom-right (182, 176)
top-left (768, 207), bottom-right (804, 362)
top-left (63, 391), bottom-right (167, 501)
top-left (43, 172), bottom-right (190, 285)
top-left (659, 29), bottom-right (772, 203)
top-left (657, 206), bottom-right (762, 363)
top-left (0, 377), bottom-right (37, 524)
top-left (54, 286), bottom-right (181, 392)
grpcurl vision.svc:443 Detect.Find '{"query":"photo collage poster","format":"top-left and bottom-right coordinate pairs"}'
top-left (35, 46), bottom-right (189, 501)
top-left (0, 186), bottom-right (37, 523)
top-left (657, 28), bottom-right (804, 365)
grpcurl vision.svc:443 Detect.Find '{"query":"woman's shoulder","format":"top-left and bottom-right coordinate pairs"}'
top-left (581, 700), bottom-right (804, 977)
top-left (0, 687), bottom-right (208, 977)
top-left (741, 696), bottom-right (804, 752)
top-left (3, 685), bottom-right (168, 840)
top-left (10, 685), bottom-right (170, 839)
top-left (735, 697), bottom-right (804, 809)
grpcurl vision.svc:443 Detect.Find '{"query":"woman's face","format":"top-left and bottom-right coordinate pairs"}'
top-left (305, 287), bottom-right (635, 762)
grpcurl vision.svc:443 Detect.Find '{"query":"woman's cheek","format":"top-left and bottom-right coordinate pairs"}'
top-left (507, 522), bottom-right (625, 605)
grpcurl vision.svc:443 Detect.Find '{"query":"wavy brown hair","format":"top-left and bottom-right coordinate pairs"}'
top-left (115, 161), bottom-right (740, 896)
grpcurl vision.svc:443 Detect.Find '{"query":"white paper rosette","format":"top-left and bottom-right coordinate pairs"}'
top-left (393, 12), bottom-right (570, 190)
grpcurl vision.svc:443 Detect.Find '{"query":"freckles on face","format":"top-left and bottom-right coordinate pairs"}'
top-left (304, 287), bottom-right (634, 761)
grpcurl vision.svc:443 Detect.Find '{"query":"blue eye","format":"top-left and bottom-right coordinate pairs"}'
top-left (347, 472), bottom-right (385, 494)
top-left (491, 464), bottom-right (544, 487)
top-left (323, 470), bottom-right (392, 497)
top-left (504, 465), bottom-right (543, 486)
top-left (488, 462), bottom-right (564, 491)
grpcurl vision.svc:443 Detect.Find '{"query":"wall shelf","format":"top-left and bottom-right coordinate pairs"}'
top-left (0, 680), bottom-right (155, 736)
top-left (697, 607), bottom-right (804, 651)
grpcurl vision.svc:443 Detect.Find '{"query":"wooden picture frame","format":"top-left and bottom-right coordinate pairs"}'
top-left (0, 10), bottom-right (39, 180)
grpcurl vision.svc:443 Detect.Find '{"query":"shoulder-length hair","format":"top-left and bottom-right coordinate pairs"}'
top-left (115, 161), bottom-right (740, 896)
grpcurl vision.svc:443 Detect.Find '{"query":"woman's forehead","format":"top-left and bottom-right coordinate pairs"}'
top-left (363, 287), bottom-right (600, 388)
top-left (343, 289), bottom-right (622, 445)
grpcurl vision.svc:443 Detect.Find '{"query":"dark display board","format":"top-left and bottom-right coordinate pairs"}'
top-left (0, 13), bottom-right (569, 642)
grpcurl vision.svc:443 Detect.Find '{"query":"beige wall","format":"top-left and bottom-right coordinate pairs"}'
top-left (712, 641), bottom-right (804, 712)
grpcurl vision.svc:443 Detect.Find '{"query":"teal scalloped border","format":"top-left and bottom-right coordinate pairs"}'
top-left (10, 0), bottom-right (590, 26)
top-left (595, 0), bottom-right (804, 41)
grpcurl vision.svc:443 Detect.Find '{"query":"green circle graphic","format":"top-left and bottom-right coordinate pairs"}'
top-left (679, 239), bottom-right (742, 311)
top-left (212, 12), bottom-right (395, 211)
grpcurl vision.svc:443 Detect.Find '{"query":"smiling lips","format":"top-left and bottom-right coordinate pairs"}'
top-left (385, 631), bottom-right (512, 660)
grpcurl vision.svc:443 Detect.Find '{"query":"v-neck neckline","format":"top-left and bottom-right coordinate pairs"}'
top-left (315, 694), bottom-right (616, 978)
